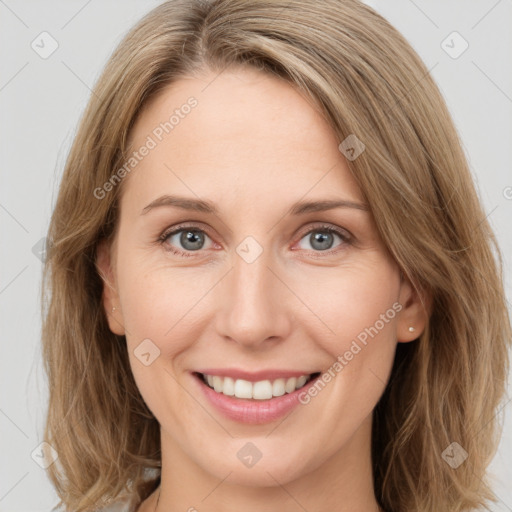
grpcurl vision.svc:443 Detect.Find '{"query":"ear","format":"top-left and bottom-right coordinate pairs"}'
top-left (396, 273), bottom-right (431, 343)
top-left (96, 239), bottom-right (125, 336)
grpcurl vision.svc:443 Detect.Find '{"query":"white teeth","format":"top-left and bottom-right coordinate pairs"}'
top-left (284, 377), bottom-right (297, 393)
top-left (202, 373), bottom-right (312, 399)
top-left (222, 376), bottom-right (235, 396)
top-left (212, 376), bottom-right (223, 393)
top-left (234, 379), bottom-right (253, 399)
top-left (296, 375), bottom-right (307, 388)
top-left (253, 380), bottom-right (273, 400)
top-left (272, 378), bottom-right (286, 397)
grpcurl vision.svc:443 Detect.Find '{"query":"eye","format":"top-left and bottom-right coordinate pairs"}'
top-left (294, 224), bottom-right (351, 254)
top-left (157, 222), bottom-right (352, 258)
top-left (158, 224), bottom-right (215, 257)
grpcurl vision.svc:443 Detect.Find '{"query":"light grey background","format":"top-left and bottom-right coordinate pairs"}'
top-left (1, 1), bottom-right (511, 511)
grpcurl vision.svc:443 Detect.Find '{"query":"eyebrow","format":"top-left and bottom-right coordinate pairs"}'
top-left (141, 194), bottom-right (369, 216)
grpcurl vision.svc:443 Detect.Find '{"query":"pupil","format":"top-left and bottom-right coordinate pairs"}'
top-left (311, 232), bottom-right (333, 251)
top-left (181, 230), bottom-right (203, 250)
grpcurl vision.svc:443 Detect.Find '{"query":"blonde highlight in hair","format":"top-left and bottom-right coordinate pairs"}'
top-left (42, 1), bottom-right (511, 511)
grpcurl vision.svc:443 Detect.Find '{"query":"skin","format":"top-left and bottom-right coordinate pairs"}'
top-left (97, 66), bottom-right (427, 512)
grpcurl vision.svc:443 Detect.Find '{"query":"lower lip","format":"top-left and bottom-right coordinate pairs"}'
top-left (192, 372), bottom-right (320, 424)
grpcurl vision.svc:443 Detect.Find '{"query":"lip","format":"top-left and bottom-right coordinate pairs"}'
top-left (194, 368), bottom-right (315, 382)
top-left (191, 371), bottom-right (321, 424)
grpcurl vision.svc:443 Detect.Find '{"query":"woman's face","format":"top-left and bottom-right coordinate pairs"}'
top-left (99, 66), bottom-right (421, 487)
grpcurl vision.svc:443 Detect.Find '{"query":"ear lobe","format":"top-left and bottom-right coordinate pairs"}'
top-left (96, 239), bottom-right (125, 336)
top-left (396, 275), bottom-right (431, 343)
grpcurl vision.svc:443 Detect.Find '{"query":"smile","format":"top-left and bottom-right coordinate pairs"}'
top-left (192, 370), bottom-right (322, 424)
top-left (199, 372), bottom-right (318, 400)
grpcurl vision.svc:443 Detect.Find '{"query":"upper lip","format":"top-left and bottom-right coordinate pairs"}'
top-left (194, 368), bottom-right (319, 382)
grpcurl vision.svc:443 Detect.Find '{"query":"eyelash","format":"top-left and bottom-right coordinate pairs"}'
top-left (157, 222), bottom-right (353, 259)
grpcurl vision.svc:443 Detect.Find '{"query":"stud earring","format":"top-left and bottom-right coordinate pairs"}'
top-left (112, 306), bottom-right (117, 313)
top-left (408, 326), bottom-right (415, 332)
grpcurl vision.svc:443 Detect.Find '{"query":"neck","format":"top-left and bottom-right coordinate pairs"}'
top-left (145, 414), bottom-right (381, 512)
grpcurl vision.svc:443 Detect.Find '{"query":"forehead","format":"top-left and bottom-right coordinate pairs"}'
top-left (121, 67), bottom-right (364, 215)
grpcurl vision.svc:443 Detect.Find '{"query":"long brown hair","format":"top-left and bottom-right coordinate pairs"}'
top-left (41, 1), bottom-right (511, 510)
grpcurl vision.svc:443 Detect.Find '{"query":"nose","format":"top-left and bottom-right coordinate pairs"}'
top-left (214, 245), bottom-right (293, 349)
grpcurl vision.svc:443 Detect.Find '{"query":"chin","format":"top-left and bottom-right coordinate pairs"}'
top-left (194, 440), bottom-right (319, 488)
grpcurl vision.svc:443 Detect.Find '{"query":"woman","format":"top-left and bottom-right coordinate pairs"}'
top-left (41, 0), bottom-right (511, 511)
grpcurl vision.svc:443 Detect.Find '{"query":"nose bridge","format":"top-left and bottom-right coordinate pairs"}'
top-left (232, 246), bottom-right (272, 311)
top-left (216, 238), bottom-right (291, 346)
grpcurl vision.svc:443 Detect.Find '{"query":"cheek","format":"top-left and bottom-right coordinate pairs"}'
top-left (312, 260), bottom-right (400, 418)
top-left (117, 245), bottom-right (399, 356)
top-left (119, 268), bottom-right (193, 351)
top-left (116, 263), bottom-right (196, 420)
top-left (115, 254), bottom-right (220, 390)
top-left (292, 257), bottom-right (400, 355)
